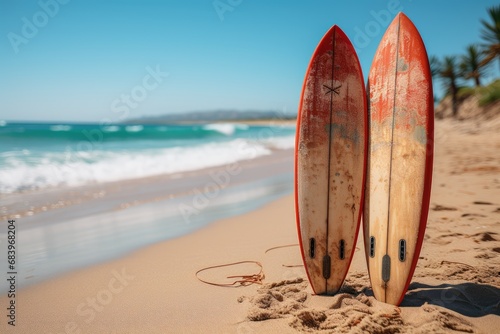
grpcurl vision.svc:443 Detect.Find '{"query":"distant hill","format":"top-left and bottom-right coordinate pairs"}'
top-left (123, 110), bottom-right (297, 124)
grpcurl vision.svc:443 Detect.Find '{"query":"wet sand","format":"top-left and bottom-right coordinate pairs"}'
top-left (0, 149), bottom-right (293, 292)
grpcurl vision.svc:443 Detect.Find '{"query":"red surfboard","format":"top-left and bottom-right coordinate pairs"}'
top-left (364, 13), bottom-right (434, 305)
top-left (295, 25), bottom-right (368, 295)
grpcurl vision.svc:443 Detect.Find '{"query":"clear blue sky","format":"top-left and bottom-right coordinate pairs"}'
top-left (1, 0), bottom-right (498, 122)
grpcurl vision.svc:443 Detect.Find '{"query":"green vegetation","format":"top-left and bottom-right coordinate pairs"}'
top-left (433, 5), bottom-right (500, 116)
top-left (456, 86), bottom-right (476, 100)
top-left (456, 80), bottom-right (500, 106)
top-left (478, 79), bottom-right (500, 106)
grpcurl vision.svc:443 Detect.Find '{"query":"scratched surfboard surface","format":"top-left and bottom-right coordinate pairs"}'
top-left (295, 25), bottom-right (367, 295)
top-left (364, 13), bottom-right (434, 305)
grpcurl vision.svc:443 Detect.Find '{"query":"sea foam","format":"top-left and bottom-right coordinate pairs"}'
top-left (0, 122), bottom-right (295, 194)
top-left (0, 138), bottom-right (278, 193)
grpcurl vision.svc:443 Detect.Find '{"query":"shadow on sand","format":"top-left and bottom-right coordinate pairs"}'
top-left (401, 282), bottom-right (500, 317)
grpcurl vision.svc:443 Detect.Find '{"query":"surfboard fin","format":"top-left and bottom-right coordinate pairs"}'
top-left (369, 236), bottom-right (375, 257)
top-left (322, 255), bottom-right (331, 279)
top-left (382, 255), bottom-right (391, 283)
top-left (399, 239), bottom-right (407, 261)
top-left (339, 239), bottom-right (345, 260)
top-left (309, 238), bottom-right (316, 258)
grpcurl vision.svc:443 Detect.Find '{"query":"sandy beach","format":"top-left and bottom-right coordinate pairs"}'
top-left (1, 117), bottom-right (499, 334)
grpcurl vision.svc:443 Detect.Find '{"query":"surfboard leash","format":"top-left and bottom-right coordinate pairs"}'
top-left (195, 261), bottom-right (265, 287)
top-left (265, 243), bottom-right (303, 268)
top-left (196, 244), bottom-right (303, 287)
top-left (264, 243), bottom-right (299, 254)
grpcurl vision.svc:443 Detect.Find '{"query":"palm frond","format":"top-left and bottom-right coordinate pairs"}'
top-left (429, 55), bottom-right (441, 78)
top-left (460, 45), bottom-right (487, 86)
top-left (480, 5), bottom-right (500, 70)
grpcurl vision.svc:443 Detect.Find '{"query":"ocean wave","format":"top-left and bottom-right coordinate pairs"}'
top-left (263, 135), bottom-right (295, 149)
top-left (0, 139), bottom-right (273, 194)
top-left (49, 125), bottom-right (72, 132)
top-left (202, 123), bottom-right (249, 136)
top-left (102, 125), bottom-right (120, 132)
top-left (0, 122), bottom-right (296, 194)
top-left (0, 122), bottom-right (292, 142)
top-left (125, 125), bottom-right (144, 132)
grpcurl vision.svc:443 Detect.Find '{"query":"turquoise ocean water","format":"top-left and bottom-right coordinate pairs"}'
top-left (0, 121), bottom-right (296, 194)
top-left (0, 121), bottom-right (296, 290)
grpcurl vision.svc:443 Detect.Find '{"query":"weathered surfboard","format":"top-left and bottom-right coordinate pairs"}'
top-left (295, 25), bottom-right (367, 295)
top-left (364, 12), bottom-right (434, 305)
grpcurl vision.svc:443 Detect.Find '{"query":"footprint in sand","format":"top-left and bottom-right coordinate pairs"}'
top-left (461, 213), bottom-right (486, 218)
top-left (473, 201), bottom-right (493, 205)
top-left (470, 232), bottom-right (498, 242)
top-left (417, 305), bottom-right (479, 333)
top-left (425, 260), bottom-right (500, 286)
top-left (431, 204), bottom-right (458, 211)
top-left (429, 233), bottom-right (464, 245)
top-left (243, 278), bottom-right (308, 321)
top-left (475, 252), bottom-right (496, 259)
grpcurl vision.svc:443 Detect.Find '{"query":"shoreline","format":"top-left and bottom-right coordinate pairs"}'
top-left (3, 195), bottom-right (301, 333)
top-left (1, 148), bottom-right (294, 222)
top-left (0, 149), bottom-right (294, 293)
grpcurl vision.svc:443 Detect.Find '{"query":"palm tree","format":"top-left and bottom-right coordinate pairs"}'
top-left (460, 45), bottom-right (486, 87)
top-left (429, 55), bottom-right (441, 79)
top-left (429, 56), bottom-right (441, 102)
top-left (439, 56), bottom-right (461, 117)
top-left (480, 5), bottom-right (500, 71)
